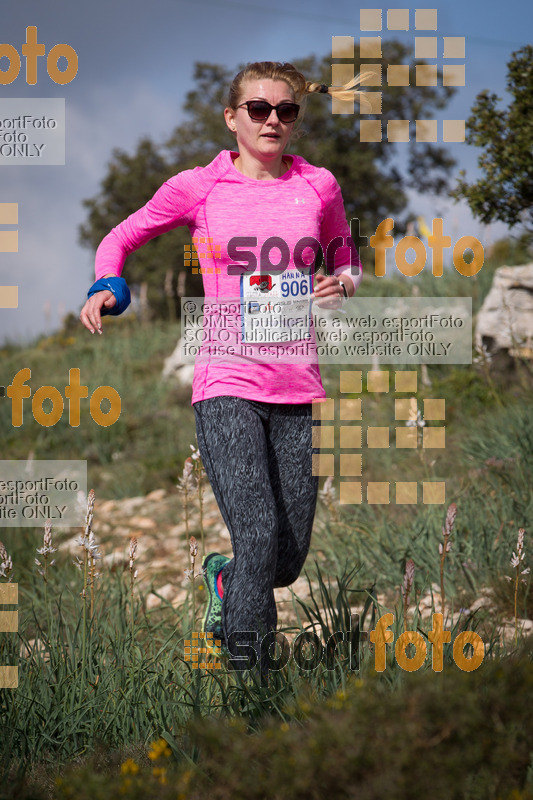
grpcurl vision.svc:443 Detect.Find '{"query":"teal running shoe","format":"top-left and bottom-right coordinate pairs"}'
top-left (201, 552), bottom-right (230, 642)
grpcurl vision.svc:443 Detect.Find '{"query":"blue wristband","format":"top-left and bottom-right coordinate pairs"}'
top-left (87, 276), bottom-right (131, 316)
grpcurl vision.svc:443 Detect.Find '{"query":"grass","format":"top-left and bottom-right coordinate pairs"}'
top-left (0, 315), bottom-right (193, 498)
top-left (1, 248), bottom-right (533, 798)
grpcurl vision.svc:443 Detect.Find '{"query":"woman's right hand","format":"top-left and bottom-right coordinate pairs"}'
top-left (80, 290), bottom-right (117, 334)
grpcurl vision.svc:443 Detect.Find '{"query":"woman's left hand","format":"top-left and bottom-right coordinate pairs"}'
top-left (310, 273), bottom-right (346, 308)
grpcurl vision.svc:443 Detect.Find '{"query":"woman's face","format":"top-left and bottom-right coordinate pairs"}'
top-left (224, 78), bottom-right (296, 162)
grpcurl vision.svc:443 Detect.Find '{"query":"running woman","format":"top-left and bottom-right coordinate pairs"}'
top-left (80, 62), bottom-right (364, 675)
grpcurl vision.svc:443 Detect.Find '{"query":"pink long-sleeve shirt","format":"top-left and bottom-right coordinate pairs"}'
top-left (94, 149), bottom-right (361, 405)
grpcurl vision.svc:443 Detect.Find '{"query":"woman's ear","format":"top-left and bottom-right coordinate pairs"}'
top-left (224, 107), bottom-right (237, 135)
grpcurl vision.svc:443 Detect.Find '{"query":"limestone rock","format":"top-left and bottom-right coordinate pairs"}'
top-left (475, 263), bottom-right (533, 357)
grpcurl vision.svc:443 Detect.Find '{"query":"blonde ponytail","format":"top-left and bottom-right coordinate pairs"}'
top-left (305, 72), bottom-right (375, 110)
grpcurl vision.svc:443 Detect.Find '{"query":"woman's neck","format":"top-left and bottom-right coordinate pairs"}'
top-left (232, 152), bottom-right (290, 180)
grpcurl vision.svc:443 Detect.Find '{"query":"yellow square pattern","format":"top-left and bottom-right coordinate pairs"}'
top-left (359, 64), bottom-right (382, 85)
top-left (339, 482), bottom-right (362, 504)
top-left (339, 398), bottom-right (362, 420)
top-left (423, 481), bottom-right (446, 504)
top-left (0, 584), bottom-right (18, 603)
top-left (416, 65), bottom-right (438, 86)
top-left (396, 427), bottom-right (417, 448)
top-left (340, 426), bottom-right (362, 448)
top-left (316, 371), bottom-right (450, 505)
top-left (388, 120), bottom-right (410, 143)
top-left (0, 232), bottom-right (18, 252)
top-left (387, 65), bottom-right (409, 86)
top-left (313, 398), bottom-right (335, 420)
top-left (185, 631), bottom-right (222, 670)
top-left (0, 611), bottom-right (18, 633)
top-left (0, 203), bottom-right (18, 224)
top-left (423, 427), bottom-right (446, 449)
top-left (443, 120), bottom-right (465, 142)
top-left (332, 35), bottom-right (354, 58)
top-left (340, 370), bottom-right (362, 393)
top-left (367, 370), bottom-right (389, 392)
top-left (396, 482), bottom-right (418, 504)
top-left (443, 37), bottom-right (465, 58)
top-left (416, 120), bottom-right (438, 143)
top-left (387, 8), bottom-right (409, 30)
top-left (415, 37), bottom-right (437, 59)
top-left (312, 453), bottom-right (335, 477)
top-left (340, 454), bottom-right (362, 476)
top-left (0, 286), bottom-right (18, 308)
top-left (360, 120), bottom-right (382, 142)
top-left (424, 399), bottom-right (445, 420)
top-left (360, 36), bottom-right (382, 58)
top-left (360, 9), bottom-right (382, 30)
top-left (367, 482), bottom-right (390, 504)
top-left (312, 425), bottom-right (334, 448)
top-left (332, 95), bottom-right (355, 115)
top-left (332, 63), bottom-right (354, 86)
top-left (395, 397), bottom-right (417, 420)
top-left (395, 371), bottom-right (417, 392)
top-left (415, 9), bottom-right (437, 30)
top-left (0, 666), bottom-right (18, 689)
top-left (443, 65), bottom-right (465, 87)
top-left (359, 92), bottom-right (382, 115)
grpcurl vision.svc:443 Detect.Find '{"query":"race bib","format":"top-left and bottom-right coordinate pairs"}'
top-left (240, 270), bottom-right (313, 344)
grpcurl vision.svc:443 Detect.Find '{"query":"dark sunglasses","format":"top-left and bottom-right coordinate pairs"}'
top-left (237, 100), bottom-right (300, 123)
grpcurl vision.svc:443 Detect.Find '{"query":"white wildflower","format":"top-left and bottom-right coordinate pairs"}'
top-left (319, 476), bottom-right (336, 502)
top-left (0, 541), bottom-right (13, 581)
top-left (406, 409), bottom-right (425, 428)
top-left (473, 343), bottom-right (492, 366)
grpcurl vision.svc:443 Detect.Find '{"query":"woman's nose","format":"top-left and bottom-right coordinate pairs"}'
top-left (265, 108), bottom-right (280, 124)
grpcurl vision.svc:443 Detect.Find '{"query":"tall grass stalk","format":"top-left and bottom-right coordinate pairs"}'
top-left (129, 536), bottom-right (138, 646)
top-left (178, 458), bottom-right (194, 539)
top-left (190, 443), bottom-right (206, 557)
top-left (185, 536), bottom-right (201, 632)
top-left (401, 559), bottom-right (415, 632)
top-left (35, 519), bottom-right (57, 634)
top-left (509, 528), bottom-right (530, 644)
top-left (78, 490), bottom-right (95, 673)
top-left (439, 503), bottom-right (457, 618)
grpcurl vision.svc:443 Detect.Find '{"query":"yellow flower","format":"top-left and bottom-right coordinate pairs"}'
top-left (152, 766), bottom-right (168, 784)
top-left (148, 737), bottom-right (171, 760)
top-left (280, 722), bottom-right (289, 732)
top-left (120, 758), bottom-right (139, 775)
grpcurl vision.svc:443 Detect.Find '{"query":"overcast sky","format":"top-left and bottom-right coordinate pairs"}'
top-left (0, 0), bottom-right (530, 345)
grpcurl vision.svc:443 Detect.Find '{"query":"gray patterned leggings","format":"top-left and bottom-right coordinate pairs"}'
top-left (193, 396), bottom-right (320, 668)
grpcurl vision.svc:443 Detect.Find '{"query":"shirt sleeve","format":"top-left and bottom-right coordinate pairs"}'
top-left (318, 172), bottom-right (362, 289)
top-left (94, 169), bottom-right (203, 279)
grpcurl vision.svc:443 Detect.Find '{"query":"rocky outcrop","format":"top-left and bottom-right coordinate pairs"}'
top-left (476, 264), bottom-right (533, 358)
